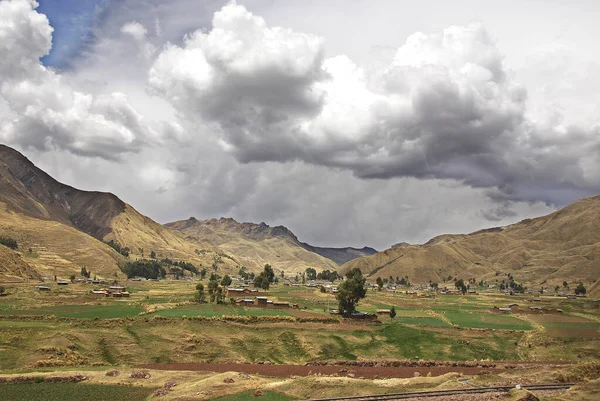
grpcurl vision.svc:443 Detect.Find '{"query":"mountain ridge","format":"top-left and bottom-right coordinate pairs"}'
top-left (341, 195), bottom-right (600, 285)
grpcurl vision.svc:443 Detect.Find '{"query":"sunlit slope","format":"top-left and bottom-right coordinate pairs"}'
top-left (342, 195), bottom-right (600, 285)
top-left (166, 217), bottom-right (340, 274)
top-left (0, 205), bottom-right (124, 280)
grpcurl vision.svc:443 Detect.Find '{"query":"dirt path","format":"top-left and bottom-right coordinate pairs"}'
top-left (140, 362), bottom-right (506, 379)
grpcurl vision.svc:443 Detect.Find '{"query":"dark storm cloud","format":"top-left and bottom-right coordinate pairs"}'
top-left (149, 4), bottom-right (600, 207)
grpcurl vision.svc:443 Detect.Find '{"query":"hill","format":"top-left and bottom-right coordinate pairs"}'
top-left (166, 217), bottom-right (345, 273)
top-left (0, 145), bottom-right (368, 280)
top-left (341, 195), bottom-right (600, 286)
top-left (0, 145), bottom-right (237, 279)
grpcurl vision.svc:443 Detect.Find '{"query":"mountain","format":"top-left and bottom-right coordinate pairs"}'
top-left (166, 217), bottom-right (375, 273)
top-left (0, 145), bottom-right (236, 279)
top-left (0, 145), bottom-right (368, 280)
top-left (341, 195), bottom-right (600, 286)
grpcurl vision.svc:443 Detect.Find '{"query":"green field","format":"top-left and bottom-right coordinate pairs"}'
top-left (211, 390), bottom-right (296, 401)
top-left (0, 383), bottom-right (155, 401)
top-left (444, 312), bottom-right (533, 330)
top-left (0, 280), bottom-right (598, 370)
top-left (148, 304), bottom-right (290, 318)
top-left (0, 304), bottom-right (144, 319)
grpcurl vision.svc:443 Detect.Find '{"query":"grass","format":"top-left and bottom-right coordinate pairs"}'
top-left (394, 317), bottom-right (452, 327)
top-left (444, 312), bottom-right (532, 330)
top-left (147, 304), bottom-right (290, 318)
top-left (0, 304), bottom-right (144, 319)
top-left (0, 383), bottom-right (155, 401)
top-left (210, 390), bottom-right (296, 400)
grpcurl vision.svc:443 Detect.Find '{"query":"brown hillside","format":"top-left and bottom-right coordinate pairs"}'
top-left (0, 145), bottom-right (236, 278)
top-left (166, 217), bottom-right (340, 273)
top-left (341, 195), bottom-right (600, 286)
top-left (0, 244), bottom-right (40, 282)
top-left (0, 205), bottom-right (125, 280)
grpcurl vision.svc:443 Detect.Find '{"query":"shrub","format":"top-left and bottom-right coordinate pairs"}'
top-left (0, 236), bottom-right (18, 250)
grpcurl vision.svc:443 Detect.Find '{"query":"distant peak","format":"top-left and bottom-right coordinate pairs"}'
top-left (188, 217), bottom-right (197, 222)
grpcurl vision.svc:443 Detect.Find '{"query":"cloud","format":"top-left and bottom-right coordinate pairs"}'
top-left (149, 2), bottom-right (600, 206)
top-left (0, 0), bottom-right (162, 160)
top-left (120, 21), bottom-right (156, 60)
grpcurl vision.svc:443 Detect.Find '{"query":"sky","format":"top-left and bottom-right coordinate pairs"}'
top-left (1, 0), bottom-right (599, 250)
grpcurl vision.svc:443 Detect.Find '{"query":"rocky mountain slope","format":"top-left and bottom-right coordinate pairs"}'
top-left (0, 145), bottom-right (234, 279)
top-left (165, 217), bottom-right (369, 273)
top-left (0, 145), bottom-right (369, 279)
top-left (341, 195), bottom-right (600, 286)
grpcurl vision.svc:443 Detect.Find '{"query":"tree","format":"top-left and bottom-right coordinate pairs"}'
top-left (69, 274), bottom-right (76, 282)
top-left (376, 277), bottom-right (384, 290)
top-left (221, 274), bottom-right (232, 287)
top-left (150, 250), bottom-right (156, 259)
top-left (455, 279), bottom-right (467, 294)
top-left (263, 264), bottom-right (275, 283)
top-left (254, 274), bottom-right (270, 290)
top-left (80, 267), bottom-right (90, 278)
top-left (563, 281), bottom-right (568, 288)
top-left (0, 236), bottom-right (18, 250)
top-left (305, 267), bottom-right (317, 280)
top-left (390, 306), bottom-right (396, 319)
top-left (195, 283), bottom-right (206, 303)
top-left (208, 279), bottom-right (219, 302)
top-left (575, 283), bottom-right (587, 295)
top-left (335, 268), bottom-right (367, 317)
top-left (199, 268), bottom-right (207, 279)
top-left (0, 286), bottom-right (5, 295)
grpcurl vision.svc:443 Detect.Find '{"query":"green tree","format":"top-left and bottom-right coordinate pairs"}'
top-left (0, 286), bottom-right (5, 295)
top-left (150, 250), bottom-right (156, 259)
top-left (335, 268), bottom-right (367, 317)
top-left (0, 236), bottom-right (18, 250)
top-left (195, 283), bottom-right (206, 303)
top-left (575, 283), bottom-right (587, 295)
top-left (305, 267), bottom-right (317, 280)
top-left (199, 268), bottom-right (207, 279)
top-left (455, 279), bottom-right (467, 294)
top-left (263, 264), bottom-right (275, 283)
top-left (221, 274), bottom-right (232, 287)
top-left (376, 277), bottom-right (384, 290)
top-left (390, 306), bottom-right (396, 319)
top-left (254, 274), bottom-right (270, 290)
top-left (208, 279), bottom-right (219, 303)
top-left (69, 274), bottom-right (76, 282)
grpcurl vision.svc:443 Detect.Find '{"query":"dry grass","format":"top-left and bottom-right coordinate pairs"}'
top-left (341, 195), bottom-right (600, 286)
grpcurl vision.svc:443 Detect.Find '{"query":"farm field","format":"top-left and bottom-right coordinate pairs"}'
top-left (0, 279), bottom-right (599, 400)
top-left (0, 382), bottom-right (156, 401)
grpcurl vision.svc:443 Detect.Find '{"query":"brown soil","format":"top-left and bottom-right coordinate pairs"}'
top-left (141, 362), bottom-right (498, 379)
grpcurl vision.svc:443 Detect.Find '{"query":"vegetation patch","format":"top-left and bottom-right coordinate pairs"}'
top-left (0, 382), bottom-right (155, 401)
top-left (210, 389), bottom-right (296, 400)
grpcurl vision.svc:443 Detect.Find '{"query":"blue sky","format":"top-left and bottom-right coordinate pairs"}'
top-left (38, 0), bottom-right (107, 68)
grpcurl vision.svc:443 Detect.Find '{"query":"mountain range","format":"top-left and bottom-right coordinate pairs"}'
top-left (0, 145), bottom-right (374, 280)
top-left (341, 195), bottom-right (600, 288)
top-left (0, 144), bottom-right (599, 290)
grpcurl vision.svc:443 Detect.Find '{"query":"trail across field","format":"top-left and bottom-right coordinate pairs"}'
top-left (141, 361), bottom-right (573, 379)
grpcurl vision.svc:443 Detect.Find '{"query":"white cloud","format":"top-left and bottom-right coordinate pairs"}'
top-left (0, 0), bottom-right (173, 160)
top-left (149, 3), bottom-right (600, 206)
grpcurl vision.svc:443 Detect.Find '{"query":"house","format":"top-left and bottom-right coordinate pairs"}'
top-left (272, 301), bottom-right (290, 308)
top-left (35, 286), bottom-right (51, 291)
top-left (256, 296), bottom-right (268, 306)
top-left (376, 309), bottom-right (392, 316)
top-left (236, 298), bottom-right (255, 306)
top-left (292, 304), bottom-right (299, 309)
top-left (109, 286), bottom-right (125, 292)
top-left (91, 290), bottom-right (107, 296)
top-left (57, 281), bottom-right (69, 285)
